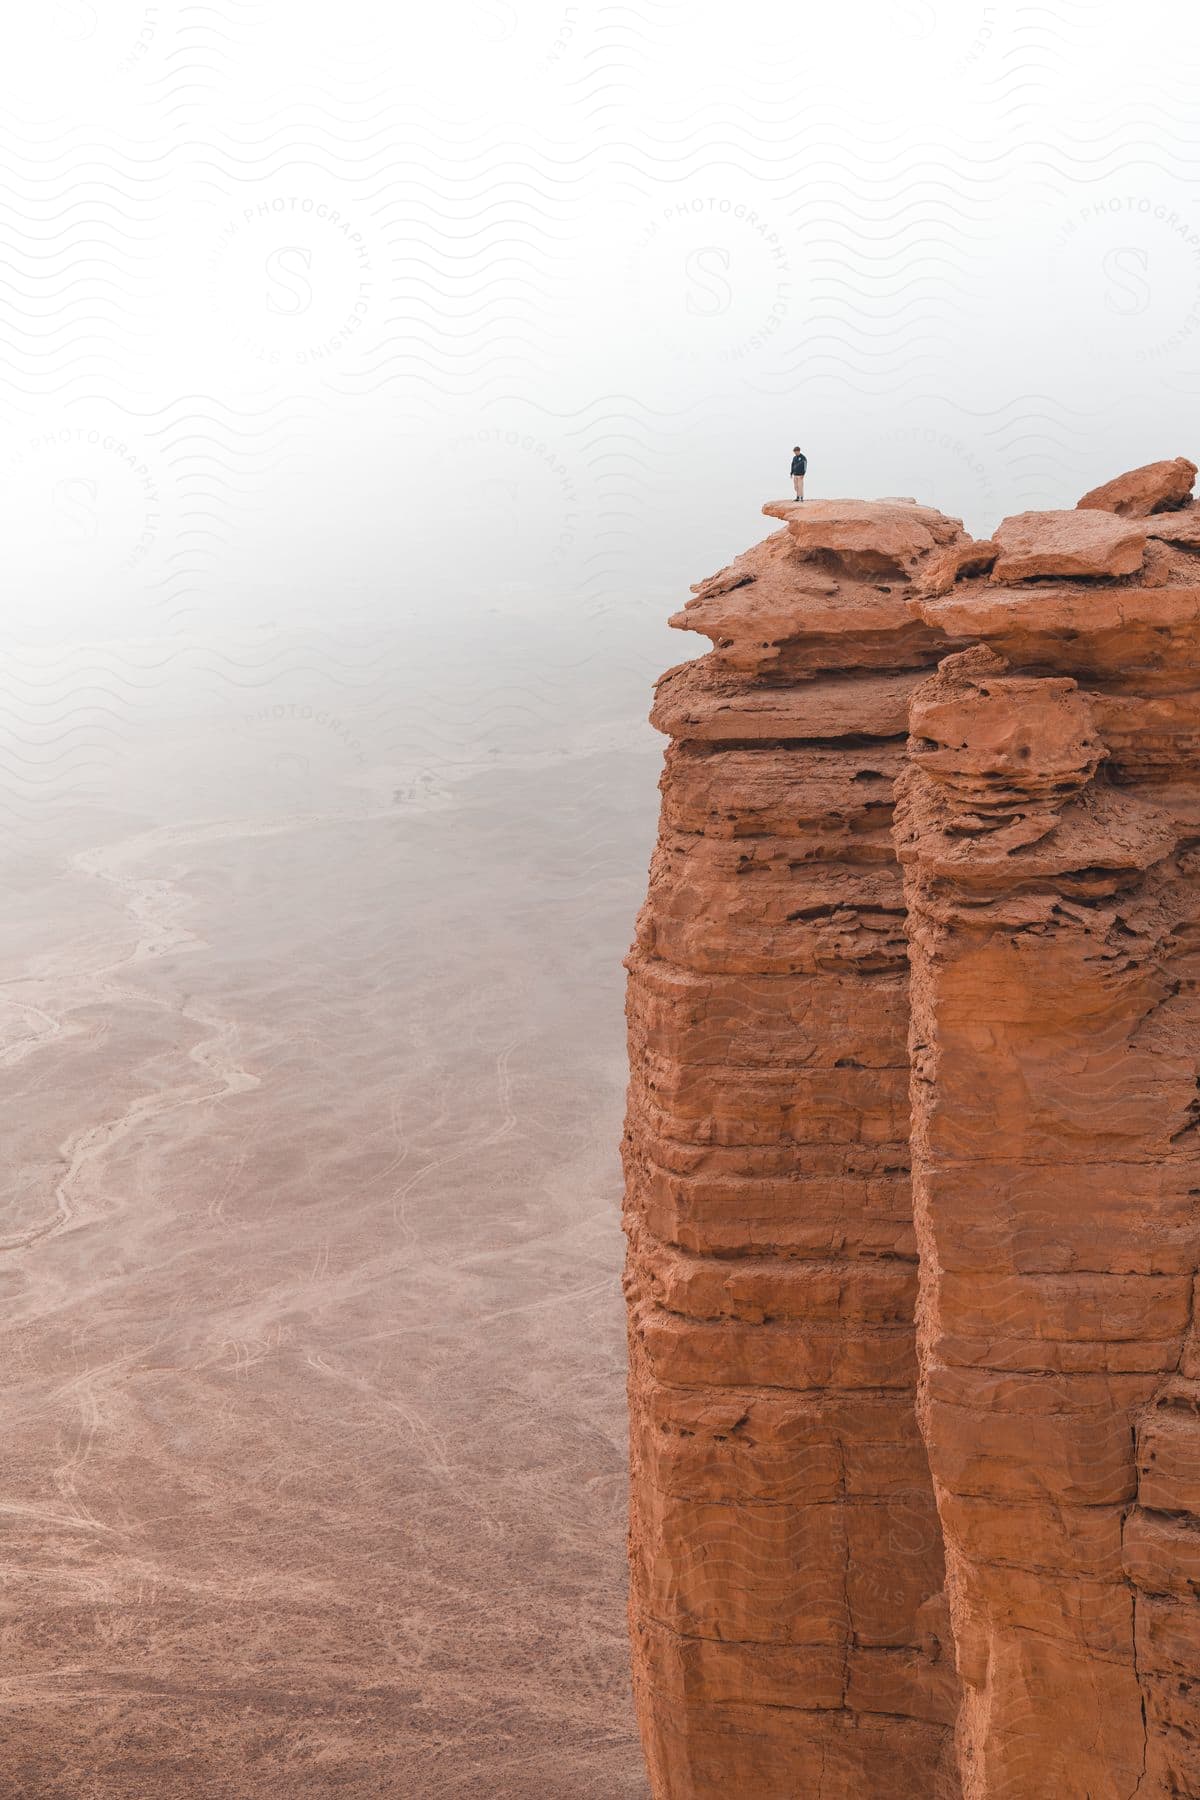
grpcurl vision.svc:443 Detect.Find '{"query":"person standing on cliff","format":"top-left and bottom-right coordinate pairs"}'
top-left (790, 446), bottom-right (807, 501)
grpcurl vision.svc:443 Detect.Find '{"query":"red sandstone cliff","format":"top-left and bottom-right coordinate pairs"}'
top-left (902, 477), bottom-right (1200, 1798)
top-left (625, 463), bottom-right (1200, 1799)
top-left (623, 498), bottom-right (974, 1795)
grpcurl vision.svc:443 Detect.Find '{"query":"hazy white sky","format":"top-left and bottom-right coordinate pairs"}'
top-left (2, 1), bottom-right (1199, 828)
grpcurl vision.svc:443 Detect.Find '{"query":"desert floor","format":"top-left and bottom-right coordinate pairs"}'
top-left (0, 618), bottom-right (663, 1797)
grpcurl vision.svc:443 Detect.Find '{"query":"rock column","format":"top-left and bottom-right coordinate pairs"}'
top-left (625, 468), bottom-right (1200, 1799)
top-left (895, 646), bottom-right (1182, 1796)
top-left (902, 475), bottom-right (1200, 1798)
top-left (623, 500), bottom-right (972, 1797)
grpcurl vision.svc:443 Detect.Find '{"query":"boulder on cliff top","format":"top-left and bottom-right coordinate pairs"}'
top-left (672, 523), bottom-right (950, 677)
top-left (1077, 457), bottom-right (1197, 517)
top-left (761, 496), bottom-right (966, 579)
top-left (990, 508), bottom-right (1145, 582)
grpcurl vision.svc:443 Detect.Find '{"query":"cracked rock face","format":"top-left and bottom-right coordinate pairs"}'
top-left (902, 497), bottom-right (1200, 1800)
top-left (895, 649), bottom-right (1187, 1799)
top-left (624, 500), bottom-right (969, 1798)
top-left (625, 467), bottom-right (1200, 1799)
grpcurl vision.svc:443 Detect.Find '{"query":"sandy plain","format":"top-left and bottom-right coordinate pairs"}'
top-left (0, 626), bottom-right (661, 1797)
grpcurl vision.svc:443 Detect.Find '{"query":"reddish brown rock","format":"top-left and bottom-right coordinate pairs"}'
top-left (760, 496), bottom-right (967, 581)
top-left (898, 487), bottom-right (1200, 1798)
top-left (1078, 455), bottom-right (1197, 517)
top-left (895, 647), bottom-right (1183, 1795)
top-left (989, 507), bottom-right (1146, 581)
top-left (624, 501), bottom-right (967, 1796)
top-left (1142, 504), bottom-right (1200, 551)
top-left (628, 465), bottom-right (1200, 1799)
top-left (912, 539), bottom-right (999, 599)
top-left (670, 511), bottom-right (952, 679)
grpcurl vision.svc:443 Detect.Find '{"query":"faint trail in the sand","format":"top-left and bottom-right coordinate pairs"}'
top-left (1, 800), bottom-right (416, 1255)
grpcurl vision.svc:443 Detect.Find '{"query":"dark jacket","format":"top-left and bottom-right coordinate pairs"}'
top-left (791, 453), bottom-right (807, 476)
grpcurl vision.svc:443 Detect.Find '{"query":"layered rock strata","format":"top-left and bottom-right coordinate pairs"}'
top-left (895, 651), bottom-right (1177, 1795)
top-left (622, 500), bottom-right (972, 1796)
top-left (902, 498), bottom-right (1200, 1799)
top-left (627, 464), bottom-right (1200, 1799)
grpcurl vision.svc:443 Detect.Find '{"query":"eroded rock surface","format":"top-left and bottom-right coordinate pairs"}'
top-left (1078, 456), bottom-right (1197, 517)
top-left (623, 500), bottom-right (967, 1797)
top-left (990, 507), bottom-right (1146, 581)
top-left (896, 650), bottom-right (1181, 1797)
top-left (627, 468), bottom-right (1200, 1800)
top-left (903, 495), bottom-right (1200, 1799)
